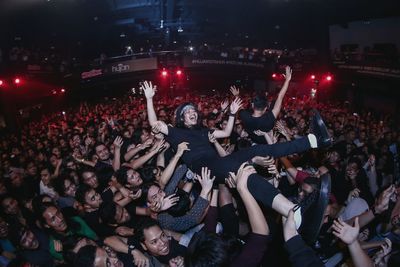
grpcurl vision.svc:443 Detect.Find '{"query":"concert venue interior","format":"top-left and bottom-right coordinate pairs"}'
top-left (0, 1), bottom-right (399, 267)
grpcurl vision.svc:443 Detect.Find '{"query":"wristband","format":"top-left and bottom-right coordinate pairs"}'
top-left (128, 244), bottom-right (135, 255)
top-left (228, 112), bottom-right (235, 117)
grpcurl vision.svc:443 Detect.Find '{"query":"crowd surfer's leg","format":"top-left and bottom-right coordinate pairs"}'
top-left (246, 173), bottom-right (294, 214)
top-left (229, 136), bottom-right (314, 165)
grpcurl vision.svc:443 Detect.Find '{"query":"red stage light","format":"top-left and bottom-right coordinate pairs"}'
top-left (0, 80), bottom-right (3, 86)
top-left (161, 70), bottom-right (168, 77)
top-left (61, 88), bottom-right (65, 93)
top-left (176, 70), bottom-right (182, 76)
top-left (326, 75), bottom-right (332, 81)
top-left (272, 73), bottom-right (277, 78)
top-left (311, 75), bottom-right (316, 80)
top-left (14, 78), bottom-right (21, 84)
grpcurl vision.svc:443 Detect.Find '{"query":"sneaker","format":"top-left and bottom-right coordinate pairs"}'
top-left (299, 173), bottom-right (331, 244)
top-left (310, 109), bottom-right (332, 148)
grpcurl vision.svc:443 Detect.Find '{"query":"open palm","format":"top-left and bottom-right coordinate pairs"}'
top-left (332, 217), bottom-right (359, 245)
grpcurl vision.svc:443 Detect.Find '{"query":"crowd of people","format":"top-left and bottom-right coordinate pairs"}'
top-left (0, 66), bottom-right (399, 267)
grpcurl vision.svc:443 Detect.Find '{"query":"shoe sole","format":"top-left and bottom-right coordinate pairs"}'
top-left (299, 173), bottom-right (331, 244)
top-left (312, 109), bottom-right (332, 147)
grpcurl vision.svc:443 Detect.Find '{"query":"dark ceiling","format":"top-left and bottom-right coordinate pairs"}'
top-left (0, 0), bottom-right (399, 56)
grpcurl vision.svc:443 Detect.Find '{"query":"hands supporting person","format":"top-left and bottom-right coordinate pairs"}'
top-left (196, 167), bottom-right (216, 200)
top-left (150, 194), bottom-right (180, 213)
top-left (225, 162), bottom-right (256, 191)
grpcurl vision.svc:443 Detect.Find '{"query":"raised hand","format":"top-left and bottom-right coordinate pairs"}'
top-left (275, 120), bottom-right (292, 138)
top-left (229, 85), bottom-right (240, 96)
top-left (367, 154), bottom-right (376, 167)
top-left (132, 249), bottom-right (150, 267)
top-left (267, 164), bottom-right (280, 178)
top-left (151, 139), bottom-right (166, 153)
top-left (236, 163), bottom-right (257, 190)
top-left (251, 156), bottom-right (274, 167)
top-left (225, 172), bottom-right (237, 189)
top-left (127, 144), bottom-right (136, 151)
top-left (160, 194), bottom-right (180, 211)
top-left (229, 97), bottom-right (243, 114)
top-left (169, 256), bottom-right (184, 267)
top-left (332, 217), bottom-right (360, 245)
top-left (373, 238), bottom-right (392, 265)
top-left (282, 66), bottom-right (292, 81)
top-left (266, 130), bottom-right (278, 144)
top-left (346, 188), bottom-right (360, 204)
top-left (141, 81), bottom-right (157, 99)
top-left (197, 167), bottom-right (216, 194)
top-left (254, 129), bottom-right (268, 137)
top-left (176, 142), bottom-right (190, 157)
top-left (220, 99), bottom-right (229, 111)
top-left (374, 185), bottom-right (396, 214)
top-left (151, 120), bottom-right (168, 134)
top-left (115, 226), bottom-right (134, 236)
top-left (130, 189), bottom-right (142, 200)
top-left (113, 136), bottom-right (123, 149)
top-left (208, 132), bottom-right (217, 143)
top-left (106, 117), bottom-right (115, 127)
top-left (138, 138), bottom-right (154, 151)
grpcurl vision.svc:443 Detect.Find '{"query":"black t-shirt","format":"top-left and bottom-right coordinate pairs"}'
top-left (81, 188), bottom-right (115, 238)
top-left (94, 161), bottom-right (114, 191)
top-left (239, 109), bottom-right (276, 144)
top-left (82, 210), bottom-right (115, 238)
top-left (19, 228), bottom-right (54, 267)
top-left (165, 126), bottom-right (217, 165)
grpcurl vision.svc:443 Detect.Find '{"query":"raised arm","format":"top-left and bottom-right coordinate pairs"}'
top-left (280, 156), bottom-right (299, 185)
top-left (126, 140), bottom-right (165, 170)
top-left (272, 66), bottom-right (292, 118)
top-left (112, 136), bottom-right (123, 171)
top-left (104, 236), bottom-right (149, 267)
top-left (332, 218), bottom-right (374, 267)
top-left (212, 97), bottom-right (242, 139)
top-left (236, 164), bottom-right (269, 235)
top-left (208, 132), bottom-right (228, 157)
top-left (141, 81), bottom-right (158, 127)
top-left (346, 185), bottom-right (395, 228)
top-left (158, 142), bottom-right (189, 189)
